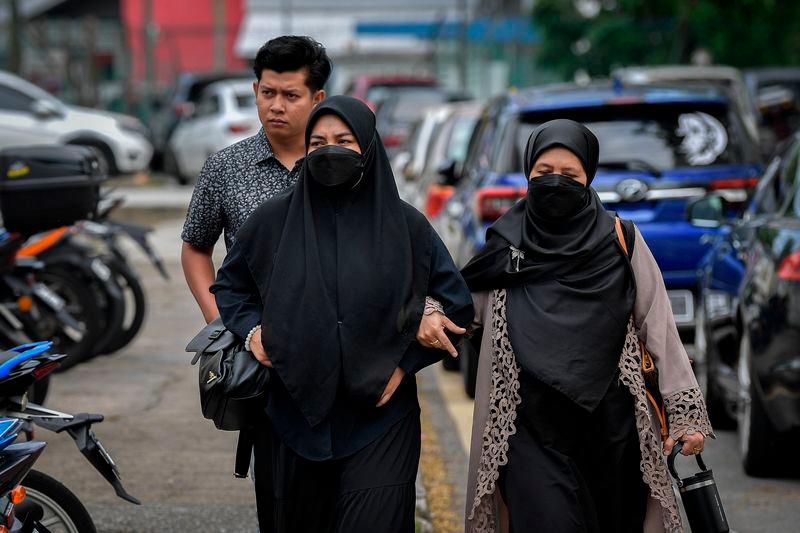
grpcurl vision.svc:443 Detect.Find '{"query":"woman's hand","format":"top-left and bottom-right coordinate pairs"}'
top-left (250, 328), bottom-right (273, 368)
top-left (376, 367), bottom-right (406, 407)
top-left (417, 312), bottom-right (466, 358)
top-left (664, 431), bottom-right (705, 456)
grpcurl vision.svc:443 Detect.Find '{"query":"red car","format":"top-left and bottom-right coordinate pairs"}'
top-left (344, 74), bottom-right (438, 112)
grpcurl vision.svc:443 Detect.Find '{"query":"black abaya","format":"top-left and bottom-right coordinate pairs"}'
top-left (498, 373), bottom-right (648, 533)
top-left (254, 409), bottom-right (421, 533)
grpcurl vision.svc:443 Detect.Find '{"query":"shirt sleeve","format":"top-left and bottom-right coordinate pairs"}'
top-left (181, 155), bottom-right (224, 250)
top-left (209, 238), bottom-right (262, 341)
top-left (398, 228), bottom-right (475, 375)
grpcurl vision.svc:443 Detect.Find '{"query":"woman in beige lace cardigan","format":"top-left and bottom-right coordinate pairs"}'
top-left (461, 119), bottom-right (713, 533)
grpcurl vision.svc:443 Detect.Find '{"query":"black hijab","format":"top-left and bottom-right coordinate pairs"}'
top-left (461, 119), bottom-right (634, 410)
top-left (236, 96), bottom-right (433, 427)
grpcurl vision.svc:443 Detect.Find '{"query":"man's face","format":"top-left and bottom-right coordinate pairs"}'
top-left (253, 69), bottom-right (325, 144)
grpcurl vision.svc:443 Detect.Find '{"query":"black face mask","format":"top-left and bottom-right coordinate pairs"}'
top-left (527, 173), bottom-right (589, 219)
top-left (305, 145), bottom-right (365, 189)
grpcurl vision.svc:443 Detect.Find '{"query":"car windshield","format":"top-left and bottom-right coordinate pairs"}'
top-left (383, 88), bottom-right (450, 125)
top-left (446, 115), bottom-right (479, 163)
top-left (365, 84), bottom-right (433, 106)
top-left (235, 92), bottom-right (256, 109)
top-left (496, 102), bottom-right (748, 173)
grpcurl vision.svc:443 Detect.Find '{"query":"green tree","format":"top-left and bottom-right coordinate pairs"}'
top-left (533, 0), bottom-right (800, 80)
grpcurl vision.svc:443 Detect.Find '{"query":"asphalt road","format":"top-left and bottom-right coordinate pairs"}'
top-left (431, 342), bottom-right (800, 533)
top-left (32, 212), bottom-right (800, 532)
top-left (32, 215), bottom-right (257, 532)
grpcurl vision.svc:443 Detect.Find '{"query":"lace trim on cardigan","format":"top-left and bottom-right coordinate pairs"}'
top-left (466, 289), bottom-right (521, 532)
top-left (618, 319), bottom-right (683, 533)
top-left (423, 296), bottom-right (444, 316)
top-left (664, 387), bottom-right (715, 441)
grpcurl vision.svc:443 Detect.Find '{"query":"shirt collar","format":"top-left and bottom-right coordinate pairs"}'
top-left (254, 128), bottom-right (276, 164)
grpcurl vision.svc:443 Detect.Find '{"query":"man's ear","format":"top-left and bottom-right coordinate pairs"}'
top-left (253, 80), bottom-right (259, 97)
top-left (312, 89), bottom-right (326, 106)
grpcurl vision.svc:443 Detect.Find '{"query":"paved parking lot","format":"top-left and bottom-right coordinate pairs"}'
top-left (33, 212), bottom-right (800, 532)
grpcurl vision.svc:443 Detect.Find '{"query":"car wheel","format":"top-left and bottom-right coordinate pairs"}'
top-left (696, 305), bottom-right (735, 428)
top-left (164, 147), bottom-right (191, 185)
top-left (69, 141), bottom-right (117, 176)
top-left (737, 330), bottom-right (781, 476)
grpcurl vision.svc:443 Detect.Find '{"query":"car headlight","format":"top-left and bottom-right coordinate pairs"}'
top-left (117, 117), bottom-right (148, 137)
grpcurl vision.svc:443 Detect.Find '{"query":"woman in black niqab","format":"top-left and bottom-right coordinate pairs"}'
top-left (462, 119), bottom-right (647, 532)
top-left (462, 119), bottom-right (633, 409)
top-left (212, 95), bottom-right (473, 533)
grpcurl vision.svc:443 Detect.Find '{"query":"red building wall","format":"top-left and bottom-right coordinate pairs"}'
top-left (121, 0), bottom-right (246, 85)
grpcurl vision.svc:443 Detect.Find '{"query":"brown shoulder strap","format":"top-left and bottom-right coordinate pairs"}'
top-left (614, 217), bottom-right (628, 257)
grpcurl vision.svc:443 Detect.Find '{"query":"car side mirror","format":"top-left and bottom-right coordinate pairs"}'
top-left (31, 99), bottom-right (63, 120)
top-left (756, 84), bottom-right (795, 115)
top-left (687, 195), bottom-right (725, 228)
top-left (437, 158), bottom-right (458, 185)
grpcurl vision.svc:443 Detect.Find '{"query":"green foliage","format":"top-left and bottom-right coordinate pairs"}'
top-left (532, 0), bottom-right (800, 80)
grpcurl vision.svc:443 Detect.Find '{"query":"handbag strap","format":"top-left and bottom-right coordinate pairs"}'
top-left (615, 217), bottom-right (669, 442)
top-left (189, 330), bottom-right (223, 366)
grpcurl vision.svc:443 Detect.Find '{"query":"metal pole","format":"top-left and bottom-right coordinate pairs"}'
top-left (212, 0), bottom-right (225, 71)
top-left (458, 0), bottom-right (468, 89)
top-left (8, 0), bottom-right (22, 73)
top-left (142, 0), bottom-right (156, 123)
top-left (282, 0), bottom-right (292, 35)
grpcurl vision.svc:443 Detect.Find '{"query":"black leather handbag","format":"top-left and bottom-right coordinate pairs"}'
top-left (185, 317), bottom-right (270, 431)
top-left (668, 444), bottom-right (730, 533)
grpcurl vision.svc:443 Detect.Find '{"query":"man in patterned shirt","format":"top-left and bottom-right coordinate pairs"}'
top-left (181, 36), bottom-right (331, 323)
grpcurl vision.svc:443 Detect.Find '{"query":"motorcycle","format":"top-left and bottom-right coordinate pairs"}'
top-left (16, 190), bottom-right (167, 366)
top-left (0, 341), bottom-right (140, 532)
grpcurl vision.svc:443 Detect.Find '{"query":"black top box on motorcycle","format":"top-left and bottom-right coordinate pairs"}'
top-left (0, 145), bottom-right (105, 235)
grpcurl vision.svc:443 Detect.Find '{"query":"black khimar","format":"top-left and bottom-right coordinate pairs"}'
top-left (237, 96), bottom-right (433, 427)
top-left (461, 119), bottom-right (634, 411)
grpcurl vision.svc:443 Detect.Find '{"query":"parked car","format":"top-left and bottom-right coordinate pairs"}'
top-left (149, 70), bottom-right (252, 170)
top-left (399, 101), bottom-right (482, 218)
top-left (690, 132), bottom-right (800, 476)
top-left (744, 67), bottom-right (800, 156)
top-left (165, 79), bottom-right (260, 183)
top-left (0, 70), bottom-right (152, 175)
top-left (376, 86), bottom-right (469, 155)
top-left (344, 74), bottom-right (437, 111)
top-left (434, 82), bottom-right (763, 396)
top-left (612, 65), bottom-right (761, 145)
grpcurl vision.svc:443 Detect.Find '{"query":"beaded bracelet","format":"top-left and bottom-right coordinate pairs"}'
top-left (245, 325), bottom-right (261, 352)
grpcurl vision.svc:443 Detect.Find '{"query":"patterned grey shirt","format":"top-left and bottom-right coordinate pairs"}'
top-left (181, 128), bottom-right (300, 251)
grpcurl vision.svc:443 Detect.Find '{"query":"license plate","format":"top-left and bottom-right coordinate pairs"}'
top-left (668, 290), bottom-right (694, 325)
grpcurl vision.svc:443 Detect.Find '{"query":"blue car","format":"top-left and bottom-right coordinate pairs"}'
top-left (434, 82), bottom-right (763, 395)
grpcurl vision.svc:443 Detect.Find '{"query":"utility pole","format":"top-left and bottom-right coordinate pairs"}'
top-left (282, 0), bottom-right (292, 36)
top-left (142, 0), bottom-right (156, 122)
top-left (212, 0), bottom-right (226, 71)
top-left (8, 0), bottom-right (22, 74)
top-left (458, 0), bottom-right (468, 89)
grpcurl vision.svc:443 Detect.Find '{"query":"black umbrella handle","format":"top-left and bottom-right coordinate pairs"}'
top-left (668, 443), bottom-right (708, 486)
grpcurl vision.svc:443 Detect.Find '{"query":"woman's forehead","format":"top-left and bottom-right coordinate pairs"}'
top-left (311, 113), bottom-right (351, 132)
top-left (535, 146), bottom-right (583, 165)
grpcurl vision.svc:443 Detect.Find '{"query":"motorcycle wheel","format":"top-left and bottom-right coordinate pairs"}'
top-left (97, 257), bottom-right (146, 355)
top-left (33, 268), bottom-right (103, 372)
top-left (18, 469), bottom-right (97, 533)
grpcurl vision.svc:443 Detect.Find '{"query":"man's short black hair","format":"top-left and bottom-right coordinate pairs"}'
top-left (253, 36), bottom-right (332, 92)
